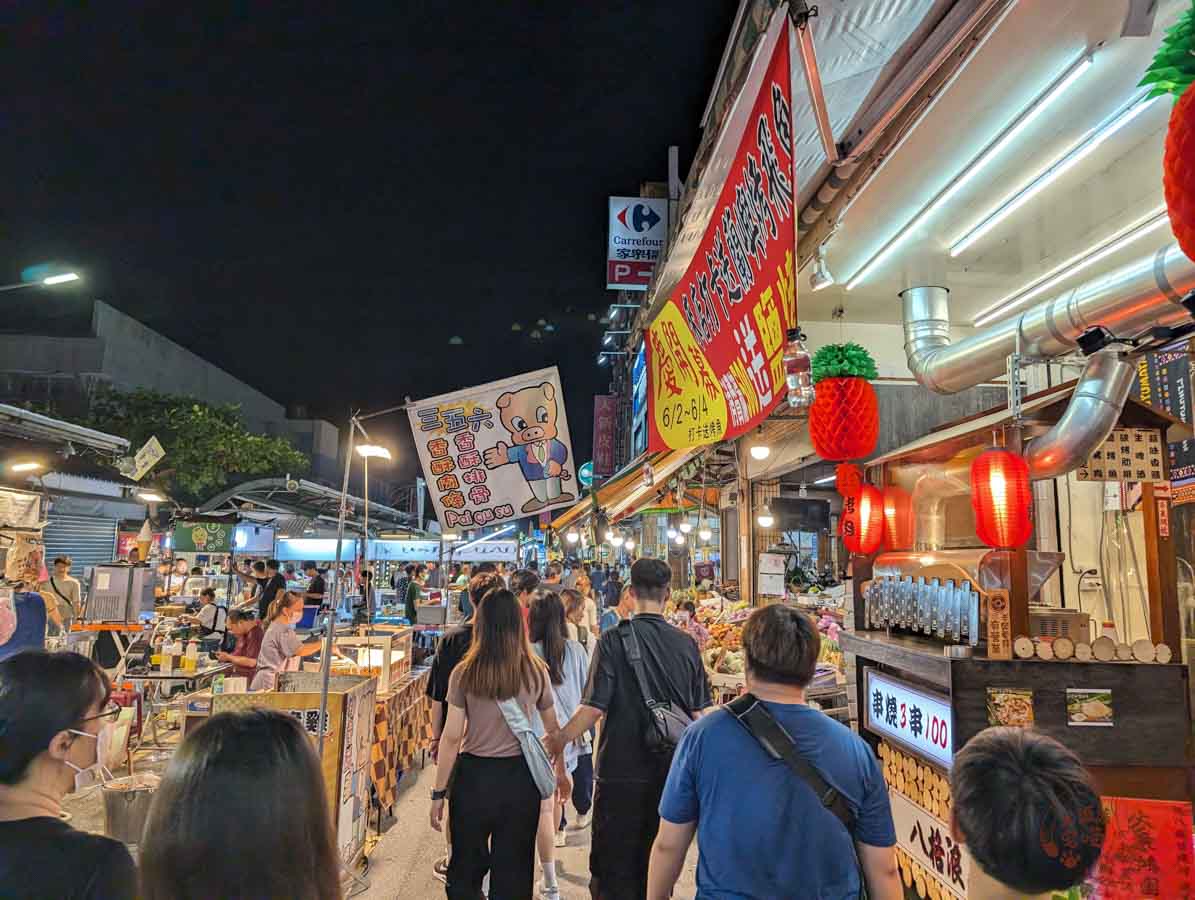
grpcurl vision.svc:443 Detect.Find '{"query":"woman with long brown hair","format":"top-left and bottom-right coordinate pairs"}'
top-left (528, 588), bottom-right (591, 897)
top-left (140, 709), bottom-right (341, 900)
top-left (430, 587), bottom-right (569, 900)
top-left (249, 590), bottom-right (321, 691)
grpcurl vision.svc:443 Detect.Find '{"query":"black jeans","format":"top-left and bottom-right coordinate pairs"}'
top-left (448, 754), bottom-right (540, 900)
top-left (589, 777), bottom-right (666, 899)
top-left (571, 752), bottom-right (594, 816)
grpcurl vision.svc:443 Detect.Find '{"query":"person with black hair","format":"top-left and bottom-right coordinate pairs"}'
top-left (302, 561), bottom-right (326, 608)
top-left (952, 727), bottom-right (1105, 899)
top-left (216, 609), bottom-right (264, 679)
top-left (405, 564), bottom-right (428, 623)
top-left (648, 604), bottom-right (900, 900)
top-left (180, 587), bottom-right (227, 641)
top-left (139, 708), bottom-right (341, 900)
top-left (0, 650), bottom-right (136, 899)
top-left (528, 588), bottom-right (591, 898)
top-left (510, 567), bottom-right (540, 634)
top-left (547, 557), bottom-right (711, 899)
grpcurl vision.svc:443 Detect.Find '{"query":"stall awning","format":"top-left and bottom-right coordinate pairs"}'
top-left (551, 446), bottom-right (706, 531)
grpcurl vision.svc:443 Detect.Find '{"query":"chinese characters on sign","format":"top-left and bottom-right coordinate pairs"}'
top-left (865, 669), bottom-right (954, 769)
top-left (607, 197), bottom-right (670, 290)
top-left (1075, 427), bottom-right (1166, 483)
top-left (646, 24), bottom-right (796, 451)
top-left (592, 394), bottom-right (618, 478)
top-left (889, 790), bottom-right (969, 899)
top-left (1090, 796), bottom-right (1194, 899)
top-left (407, 368), bottom-right (577, 531)
top-left (1133, 339), bottom-right (1195, 498)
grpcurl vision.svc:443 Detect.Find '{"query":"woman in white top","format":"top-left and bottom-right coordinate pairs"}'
top-left (250, 592), bottom-right (321, 691)
top-left (528, 588), bottom-right (590, 898)
top-left (573, 575), bottom-right (600, 638)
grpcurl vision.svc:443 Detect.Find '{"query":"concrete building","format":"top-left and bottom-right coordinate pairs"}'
top-left (0, 299), bottom-right (342, 483)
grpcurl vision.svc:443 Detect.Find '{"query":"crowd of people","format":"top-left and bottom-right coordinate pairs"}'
top-left (0, 555), bottom-right (1110, 899)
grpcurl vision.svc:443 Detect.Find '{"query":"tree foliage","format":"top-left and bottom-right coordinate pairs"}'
top-left (83, 387), bottom-right (310, 505)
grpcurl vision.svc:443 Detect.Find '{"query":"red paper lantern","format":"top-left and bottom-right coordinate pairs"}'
top-left (970, 449), bottom-right (1032, 548)
top-left (883, 486), bottom-right (915, 551)
top-left (809, 377), bottom-right (880, 461)
top-left (835, 463), bottom-right (863, 498)
top-left (842, 483), bottom-right (884, 555)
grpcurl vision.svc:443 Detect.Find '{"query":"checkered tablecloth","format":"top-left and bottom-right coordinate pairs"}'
top-left (370, 667), bottom-right (433, 810)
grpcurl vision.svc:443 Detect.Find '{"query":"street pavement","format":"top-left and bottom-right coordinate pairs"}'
top-left (358, 761), bottom-right (700, 898)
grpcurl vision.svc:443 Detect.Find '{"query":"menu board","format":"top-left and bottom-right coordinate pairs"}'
top-left (864, 669), bottom-right (954, 769)
top-left (1133, 339), bottom-right (1195, 501)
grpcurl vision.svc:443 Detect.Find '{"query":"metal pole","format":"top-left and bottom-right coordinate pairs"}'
top-left (318, 414), bottom-right (357, 759)
top-left (363, 455), bottom-right (370, 624)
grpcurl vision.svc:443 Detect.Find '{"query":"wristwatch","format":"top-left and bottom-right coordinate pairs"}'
top-left (431, 788), bottom-right (448, 801)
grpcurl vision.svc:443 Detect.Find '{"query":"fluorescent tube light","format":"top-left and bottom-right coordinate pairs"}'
top-left (951, 95), bottom-right (1159, 257)
top-left (972, 207), bottom-right (1170, 326)
top-left (844, 54), bottom-right (1093, 291)
top-left (813, 475), bottom-right (836, 485)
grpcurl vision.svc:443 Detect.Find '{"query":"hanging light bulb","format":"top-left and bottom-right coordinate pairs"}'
top-left (611, 535), bottom-right (625, 549)
top-left (698, 520), bottom-right (713, 541)
top-left (674, 533), bottom-right (686, 545)
top-left (756, 503), bottom-right (775, 528)
top-left (749, 426), bottom-right (771, 461)
top-left (679, 520), bottom-right (693, 534)
top-left (623, 539), bottom-right (635, 551)
top-left (667, 527), bottom-right (678, 539)
top-left (566, 529), bottom-right (579, 544)
top-left (605, 530), bottom-right (615, 542)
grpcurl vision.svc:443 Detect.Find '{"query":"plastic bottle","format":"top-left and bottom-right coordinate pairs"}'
top-left (783, 329), bottom-right (815, 410)
top-left (1101, 621), bottom-right (1119, 642)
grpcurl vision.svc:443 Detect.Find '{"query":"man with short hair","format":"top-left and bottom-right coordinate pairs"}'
top-left (404, 564), bottom-right (427, 623)
top-left (510, 567), bottom-right (540, 633)
top-left (548, 558), bottom-right (711, 899)
top-left (302, 561), bottom-right (326, 608)
top-left (951, 728), bottom-right (1105, 899)
top-left (217, 609), bottom-right (265, 679)
top-left (598, 586), bottom-right (633, 634)
top-left (541, 561), bottom-right (563, 594)
top-left (38, 556), bottom-right (81, 633)
top-left (647, 603), bottom-right (901, 900)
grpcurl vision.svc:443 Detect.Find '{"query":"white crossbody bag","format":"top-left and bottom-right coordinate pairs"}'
top-left (496, 697), bottom-right (557, 800)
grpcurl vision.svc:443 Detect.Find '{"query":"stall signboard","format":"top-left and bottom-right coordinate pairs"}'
top-left (129, 436), bottom-right (165, 482)
top-left (275, 538), bottom-right (359, 562)
top-left (890, 790), bottom-right (970, 899)
top-left (1089, 796), bottom-right (1194, 898)
top-left (171, 520), bottom-right (233, 554)
top-left (1133, 338), bottom-right (1195, 501)
top-left (646, 22), bottom-right (795, 451)
top-left (864, 669), bottom-right (954, 769)
top-left (407, 367), bottom-right (577, 532)
top-left (592, 394), bottom-right (618, 478)
top-left (117, 531), bottom-right (164, 559)
top-left (607, 197), bottom-right (669, 290)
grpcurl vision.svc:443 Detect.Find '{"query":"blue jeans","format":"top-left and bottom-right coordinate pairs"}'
top-left (571, 752), bottom-right (594, 816)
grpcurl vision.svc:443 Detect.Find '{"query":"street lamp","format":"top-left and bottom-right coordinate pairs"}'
top-left (566, 529), bottom-right (579, 544)
top-left (0, 272), bottom-right (80, 293)
top-left (354, 443), bottom-right (392, 616)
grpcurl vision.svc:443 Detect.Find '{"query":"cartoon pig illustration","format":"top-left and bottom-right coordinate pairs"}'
top-left (483, 382), bottom-right (575, 514)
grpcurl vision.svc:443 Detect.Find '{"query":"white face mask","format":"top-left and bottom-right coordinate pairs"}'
top-left (65, 722), bottom-right (116, 792)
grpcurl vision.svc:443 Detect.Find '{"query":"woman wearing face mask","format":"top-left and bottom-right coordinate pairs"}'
top-left (0, 650), bottom-right (136, 899)
top-left (250, 591), bottom-right (322, 692)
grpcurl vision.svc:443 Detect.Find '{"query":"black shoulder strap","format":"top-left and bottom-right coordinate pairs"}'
top-left (617, 619), bottom-right (659, 710)
top-left (726, 693), bottom-right (855, 833)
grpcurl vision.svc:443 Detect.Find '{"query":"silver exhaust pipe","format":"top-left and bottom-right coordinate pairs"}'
top-left (899, 244), bottom-right (1195, 479)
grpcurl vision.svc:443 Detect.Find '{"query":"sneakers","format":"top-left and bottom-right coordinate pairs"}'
top-left (554, 829), bottom-right (567, 847)
top-left (432, 856), bottom-right (449, 884)
top-left (571, 810), bottom-right (592, 830)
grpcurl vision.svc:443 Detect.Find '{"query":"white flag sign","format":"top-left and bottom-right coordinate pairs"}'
top-left (407, 367), bottom-right (577, 531)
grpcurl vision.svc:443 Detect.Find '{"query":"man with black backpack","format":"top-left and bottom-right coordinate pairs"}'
top-left (646, 603), bottom-right (902, 900)
top-left (546, 557), bottom-right (710, 899)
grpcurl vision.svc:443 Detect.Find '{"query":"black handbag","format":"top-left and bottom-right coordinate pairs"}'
top-left (726, 693), bottom-right (869, 899)
top-left (618, 620), bottom-right (694, 758)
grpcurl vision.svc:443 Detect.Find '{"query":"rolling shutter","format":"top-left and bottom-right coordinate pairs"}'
top-left (43, 514), bottom-right (118, 573)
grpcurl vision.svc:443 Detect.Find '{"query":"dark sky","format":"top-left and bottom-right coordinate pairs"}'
top-left (2, 3), bottom-right (736, 482)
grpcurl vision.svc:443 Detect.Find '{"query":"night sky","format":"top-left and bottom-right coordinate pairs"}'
top-left (2, 3), bottom-right (736, 482)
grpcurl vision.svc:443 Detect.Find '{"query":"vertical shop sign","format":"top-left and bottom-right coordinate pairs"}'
top-left (1133, 338), bottom-right (1195, 502)
top-left (889, 790), bottom-right (970, 898)
top-left (1087, 797), bottom-right (1194, 898)
top-left (407, 367), bottom-right (577, 532)
top-left (646, 21), bottom-right (796, 451)
top-left (607, 197), bottom-right (669, 290)
top-left (592, 394), bottom-right (618, 478)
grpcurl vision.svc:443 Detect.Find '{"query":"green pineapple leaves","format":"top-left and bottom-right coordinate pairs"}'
top-left (811, 342), bottom-right (879, 384)
top-left (1140, 1), bottom-right (1195, 100)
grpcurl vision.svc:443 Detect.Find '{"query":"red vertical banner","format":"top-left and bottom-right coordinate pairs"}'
top-left (592, 394), bottom-right (618, 478)
top-left (647, 21), bottom-right (795, 452)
